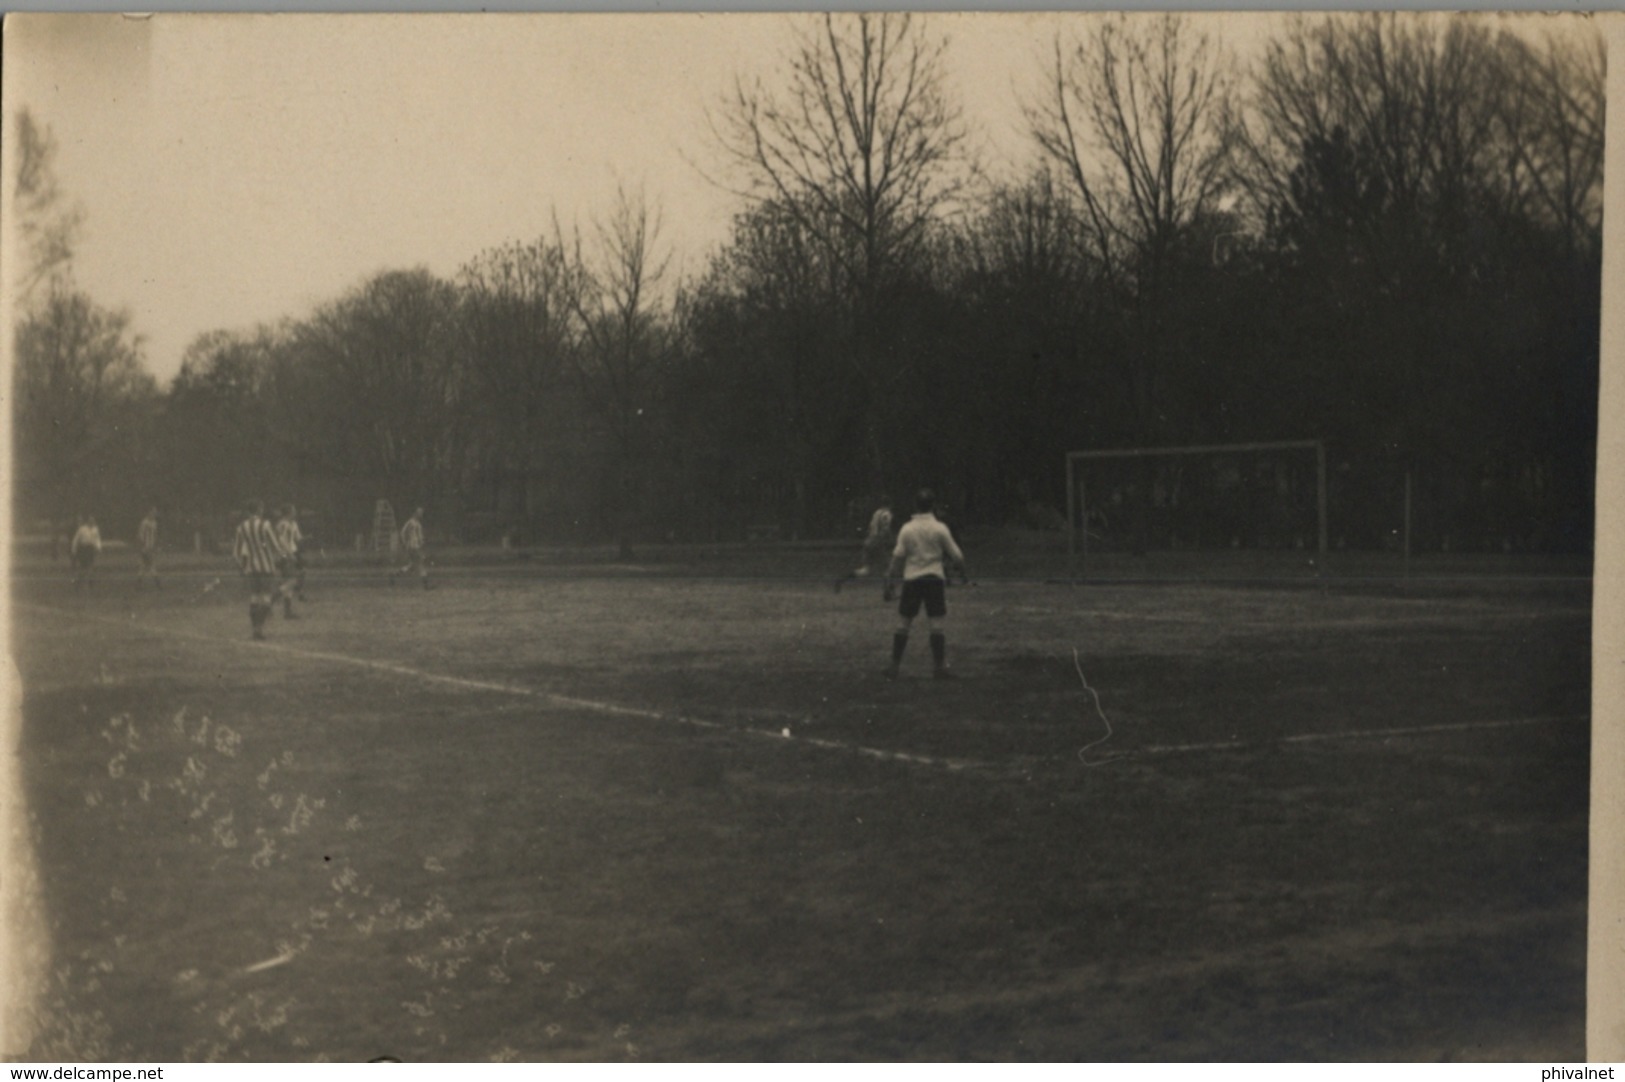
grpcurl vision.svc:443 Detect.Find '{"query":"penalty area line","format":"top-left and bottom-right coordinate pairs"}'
top-left (21, 602), bottom-right (987, 774)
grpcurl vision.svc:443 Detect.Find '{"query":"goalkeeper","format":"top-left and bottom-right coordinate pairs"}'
top-left (883, 488), bottom-right (968, 680)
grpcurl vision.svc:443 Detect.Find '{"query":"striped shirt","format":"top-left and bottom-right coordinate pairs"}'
top-left (275, 518), bottom-right (302, 556)
top-left (137, 516), bottom-right (158, 553)
top-left (400, 518), bottom-right (424, 551)
top-left (867, 508), bottom-right (894, 539)
top-left (234, 515), bottom-right (286, 575)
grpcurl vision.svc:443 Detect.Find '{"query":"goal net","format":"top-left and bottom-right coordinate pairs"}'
top-left (1065, 441), bottom-right (1327, 577)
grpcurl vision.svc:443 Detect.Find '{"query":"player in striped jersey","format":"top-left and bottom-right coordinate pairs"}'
top-left (392, 507), bottom-right (431, 589)
top-left (233, 500), bottom-right (288, 640)
top-left (274, 504), bottom-right (305, 617)
top-left (136, 507), bottom-right (161, 591)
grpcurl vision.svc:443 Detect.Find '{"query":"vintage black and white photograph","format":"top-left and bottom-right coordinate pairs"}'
top-left (0, 10), bottom-right (1607, 1061)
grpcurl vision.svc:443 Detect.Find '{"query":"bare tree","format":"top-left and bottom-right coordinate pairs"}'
top-left (711, 12), bottom-right (970, 487)
top-left (164, 326), bottom-right (286, 514)
top-left (1029, 13), bottom-right (1236, 457)
top-left (15, 289), bottom-right (154, 522)
top-left (458, 234), bottom-right (588, 525)
top-left (1493, 27), bottom-right (1605, 253)
top-left (1230, 14), bottom-right (1516, 240)
top-left (568, 186), bottom-right (671, 558)
top-left (955, 169), bottom-right (1089, 303)
top-left (1031, 14), bottom-right (1235, 296)
top-left (690, 199), bottom-right (852, 537)
top-left (11, 109), bottom-right (84, 304)
top-left (295, 269), bottom-right (466, 512)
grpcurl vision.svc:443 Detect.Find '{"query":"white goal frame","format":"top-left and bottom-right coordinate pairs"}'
top-left (1065, 440), bottom-right (1327, 578)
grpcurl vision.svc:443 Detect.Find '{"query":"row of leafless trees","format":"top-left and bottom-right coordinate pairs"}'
top-left (12, 13), bottom-right (1604, 553)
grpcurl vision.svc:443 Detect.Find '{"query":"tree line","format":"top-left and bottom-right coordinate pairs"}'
top-left (13, 13), bottom-right (1603, 556)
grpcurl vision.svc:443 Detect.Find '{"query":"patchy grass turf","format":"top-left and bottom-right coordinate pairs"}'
top-left (8, 549), bottom-right (1590, 1061)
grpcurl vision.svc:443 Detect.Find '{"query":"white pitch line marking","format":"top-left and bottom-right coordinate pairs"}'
top-left (241, 951), bottom-right (297, 974)
top-left (20, 603), bottom-right (985, 773)
top-left (1139, 713), bottom-right (1588, 756)
top-left (20, 604), bottom-right (1584, 770)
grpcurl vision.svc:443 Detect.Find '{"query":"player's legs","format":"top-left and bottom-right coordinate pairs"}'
top-left (248, 573), bottom-right (271, 639)
top-left (887, 613), bottom-right (914, 678)
top-left (887, 579), bottom-right (927, 677)
top-left (923, 581), bottom-right (951, 677)
top-left (277, 560), bottom-right (298, 618)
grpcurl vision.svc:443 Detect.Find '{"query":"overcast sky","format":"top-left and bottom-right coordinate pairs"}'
top-left (3, 11), bottom-right (1575, 384)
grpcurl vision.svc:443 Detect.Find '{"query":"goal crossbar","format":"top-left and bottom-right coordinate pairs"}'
top-left (1065, 440), bottom-right (1327, 578)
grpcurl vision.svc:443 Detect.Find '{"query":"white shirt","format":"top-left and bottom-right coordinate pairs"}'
top-left (276, 518), bottom-right (303, 554)
top-left (71, 525), bottom-right (102, 553)
top-left (892, 512), bottom-right (963, 581)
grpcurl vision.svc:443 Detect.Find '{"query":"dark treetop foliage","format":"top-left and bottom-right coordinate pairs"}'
top-left (13, 14), bottom-right (1602, 554)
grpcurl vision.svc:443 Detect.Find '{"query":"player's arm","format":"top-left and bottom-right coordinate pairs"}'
top-left (945, 533), bottom-right (970, 585)
top-left (882, 554), bottom-right (903, 600)
top-left (883, 536), bottom-right (906, 599)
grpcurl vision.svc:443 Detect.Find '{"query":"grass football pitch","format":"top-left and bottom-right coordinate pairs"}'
top-left (8, 547), bottom-right (1591, 1060)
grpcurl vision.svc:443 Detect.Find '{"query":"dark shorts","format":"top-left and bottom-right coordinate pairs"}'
top-left (899, 576), bottom-right (947, 619)
top-left (140, 551), bottom-right (156, 571)
top-left (247, 572), bottom-right (275, 597)
top-left (72, 550), bottom-right (96, 570)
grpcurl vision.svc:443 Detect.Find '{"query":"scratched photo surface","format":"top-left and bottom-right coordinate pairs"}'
top-left (0, 12), bottom-right (1600, 1061)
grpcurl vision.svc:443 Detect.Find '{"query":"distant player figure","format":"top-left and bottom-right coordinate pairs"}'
top-left (884, 489), bottom-right (969, 680)
top-left (136, 507), bottom-right (161, 590)
top-left (233, 500), bottom-right (289, 641)
top-left (834, 497), bottom-right (894, 595)
top-left (70, 515), bottom-right (102, 590)
top-left (274, 504), bottom-right (306, 616)
top-left (392, 507), bottom-right (431, 589)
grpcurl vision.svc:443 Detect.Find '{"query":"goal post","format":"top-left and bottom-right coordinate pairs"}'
top-left (1065, 440), bottom-right (1327, 580)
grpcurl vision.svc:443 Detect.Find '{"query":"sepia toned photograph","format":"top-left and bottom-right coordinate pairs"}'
top-left (0, 10), bottom-right (1605, 1061)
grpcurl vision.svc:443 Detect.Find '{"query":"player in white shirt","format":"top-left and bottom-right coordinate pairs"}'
top-left (834, 498), bottom-right (894, 595)
top-left (70, 515), bottom-right (103, 590)
top-left (393, 507), bottom-right (431, 589)
top-left (883, 489), bottom-right (969, 679)
top-left (136, 508), bottom-right (160, 591)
